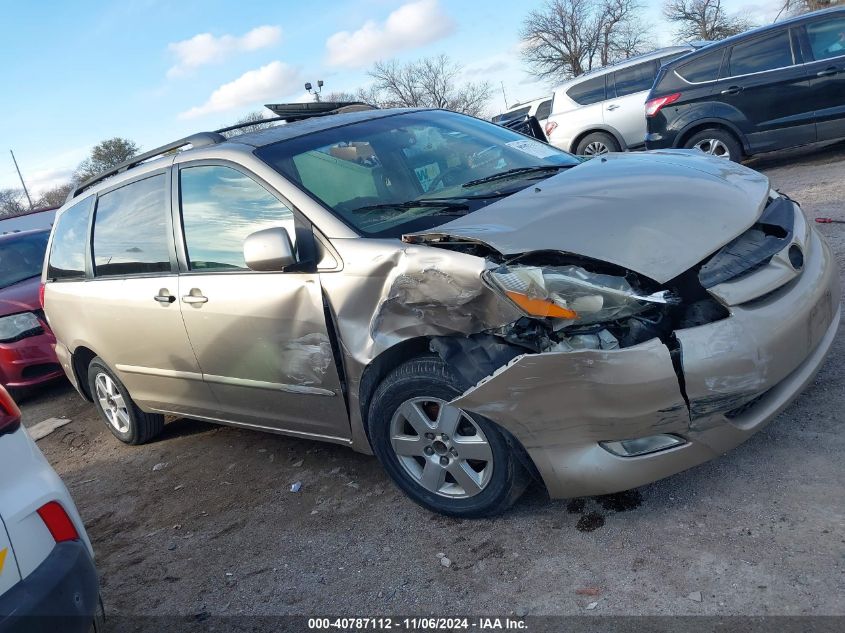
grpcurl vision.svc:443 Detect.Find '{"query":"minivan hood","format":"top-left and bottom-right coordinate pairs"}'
top-left (0, 276), bottom-right (40, 317)
top-left (407, 150), bottom-right (771, 283)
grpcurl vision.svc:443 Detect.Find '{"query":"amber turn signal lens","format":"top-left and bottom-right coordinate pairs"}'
top-left (505, 291), bottom-right (577, 319)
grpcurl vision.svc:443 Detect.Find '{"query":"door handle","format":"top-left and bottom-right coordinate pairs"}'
top-left (720, 86), bottom-right (743, 95)
top-left (182, 293), bottom-right (208, 305)
top-left (817, 67), bottom-right (838, 77)
top-left (154, 291), bottom-right (176, 304)
top-left (606, 104), bottom-right (620, 111)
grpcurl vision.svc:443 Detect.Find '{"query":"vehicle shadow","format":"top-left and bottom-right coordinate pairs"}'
top-left (743, 138), bottom-right (845, 170)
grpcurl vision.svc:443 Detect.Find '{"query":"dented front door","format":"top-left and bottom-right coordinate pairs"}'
top-left (178, 271), bottom-right (349, 440)
top-left (173, 162), bottom-right (349, 441)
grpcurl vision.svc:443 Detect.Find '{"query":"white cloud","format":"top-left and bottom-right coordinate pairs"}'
top-left (167, 25), bottom-right (281, 77)
top-left (325, 0), bottom-right (455, 69)
top-left (179, 61), bottom-right (302, 119)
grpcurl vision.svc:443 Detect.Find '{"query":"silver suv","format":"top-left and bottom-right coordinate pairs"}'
top-left (545, 46), bottom-right (695, 155)
top-left (42, 105), bottom-right (839, 517)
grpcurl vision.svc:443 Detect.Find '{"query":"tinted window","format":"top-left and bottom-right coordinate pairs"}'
top-left (180, 165), bottom-right (297, 271)
top-left (47, 197), bottom-right (93, 280)
top-left (806, 17), bottom-right (845, 61)
top-left (535, 99), bottom-right (552, 120)
top-left (659, 52), bottom-right (688, 66)
top-left (493, 106), bottom-right (530, 122)
top-left (613, 61), bottom-right (657, 97)
top-left (567, 76), bottom-right (606, 105)
top-left (93, 175), bottom-right (171, 276)
top-left (676, 50), bottom-right (723, 82)
top-left (729, 31), bottom-right (793, 76)
top-left (1, 232), bottom-right (49, 289)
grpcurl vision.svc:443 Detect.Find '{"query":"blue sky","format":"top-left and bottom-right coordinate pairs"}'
top-left (1, 0), bottom-right (779, 196)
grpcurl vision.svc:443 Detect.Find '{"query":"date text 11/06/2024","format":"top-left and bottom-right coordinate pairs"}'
top-left (307, 617), bottom-right (527, 630)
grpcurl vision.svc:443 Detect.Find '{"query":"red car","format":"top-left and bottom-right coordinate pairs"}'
top-left (0, 229), bottom-right (64, 395)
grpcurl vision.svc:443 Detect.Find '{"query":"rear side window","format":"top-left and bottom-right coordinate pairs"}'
top-left (676, 49), bottom-right (723, 82)
top-left (535, 99), bottom-right (552, 120)
top-left (613, 61), bottom-right (658, 97)
top-left (92, 174), bottom-right (171, 277)
top-left (47, 197), bottom-right (93, 280)
top-left (567, 76), bottom-right (606, 105)
top-left (179, 165), bottom-right (297, 271)
top-left (728, 31), bottom-right (794, 76)
top-left (806, 16), bottom-right (845, 61)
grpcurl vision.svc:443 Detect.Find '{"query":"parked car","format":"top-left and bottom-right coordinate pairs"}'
top-left (0, 208), bottom-right (57, 236)
top-left (492, 96), bottom-right (553, 129)
top-left (0, 386), bottom-right (101, 631)
top-left (544, 46), bottom-right (697, 155)
top-left (645, 6), bottom-right (845, 161)
top-left (43, 105), bottom-right (839, 517)
top-left (0, 230), bottom-right (64, 398)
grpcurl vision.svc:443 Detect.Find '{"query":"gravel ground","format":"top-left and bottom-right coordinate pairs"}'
top-left (18, 141), bottom-right (845, 622)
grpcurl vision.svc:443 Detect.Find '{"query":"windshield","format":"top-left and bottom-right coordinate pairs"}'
top-left (256, 110), bottom-right (581, 237)
top-left (0, 232), bottom-right (49, 289)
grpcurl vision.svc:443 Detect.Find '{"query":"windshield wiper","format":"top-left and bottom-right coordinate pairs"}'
top-left (352, 199), bottom-right (469, 214)
top-left (461, 165), bottom-right (572, 188)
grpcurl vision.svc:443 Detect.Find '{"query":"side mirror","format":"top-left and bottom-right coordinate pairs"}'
top-left (243, 227), bottom-right (295, 271)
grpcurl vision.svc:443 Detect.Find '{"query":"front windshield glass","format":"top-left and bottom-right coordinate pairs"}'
top-left (256, 110), bottom-right (581, 237)
top-left (0, 232), bottom-right (49, 289)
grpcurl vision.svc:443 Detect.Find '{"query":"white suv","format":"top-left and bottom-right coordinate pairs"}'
top-left (0, 387), bottom-right (100, 631)
top-left (544, 46), bottom-right (696, 155)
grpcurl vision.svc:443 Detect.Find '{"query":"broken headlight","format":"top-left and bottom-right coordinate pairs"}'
top-left (485, 264), bottom-right (678, 327)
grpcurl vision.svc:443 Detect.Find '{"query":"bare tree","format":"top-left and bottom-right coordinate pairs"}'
top-left (34, 183), bottom-right (73, 209)
top-left (663, 0), bottom-right (753, 41)
top-left (0, 188), bottom-right (27, 217)
top-left (323, 91), bottom-right (361, 102)
top-left (520, 0), bottom-right (653, 82)
top-left (75, 138), bottom-right (140, 183)
top-left (220, 111), bottom-right (279, 138)
top-left (775, 0), bottom-right (842, 19)
top-left (365, 55), bottom-right (493, 117)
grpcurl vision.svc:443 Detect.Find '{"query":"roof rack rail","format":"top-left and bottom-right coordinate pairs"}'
top-left (69, 132), bottom-right (224, 201)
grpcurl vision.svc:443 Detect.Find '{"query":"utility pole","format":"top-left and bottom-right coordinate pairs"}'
top-left (500, 82), bottom-right (509, 110)
top-left (9, 150), bottom-right (34, 211)
top-left (305, 80), bottom-right (324, 102)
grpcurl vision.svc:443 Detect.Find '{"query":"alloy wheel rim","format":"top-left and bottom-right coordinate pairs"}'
top-left (389, 397), bottom-right (493, 499)
top-left (583, 141), bottom-right (609, 156)
top-left (95, 373), bottom-right (130, 434)
top-left (693, 138), bottom-right (731, 159)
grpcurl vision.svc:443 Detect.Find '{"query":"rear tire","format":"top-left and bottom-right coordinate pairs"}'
top-left (368, 356), bottom-right (529, 518)
top-left (683, 127), bottom-right (743, 162)
top-left (87, 358), bottom-right (164, 445)
top-left (575, 132), bottom-right (620, 156)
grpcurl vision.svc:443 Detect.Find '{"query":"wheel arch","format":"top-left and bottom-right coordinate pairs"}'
top-left (674, 118), bottom-right (749, 154)
top-left (569, 126), bottom-right (627, 153)
top-left (358, 336), bottom-right (434, 443)
top-left (71, 345), bottom-right (98, 401)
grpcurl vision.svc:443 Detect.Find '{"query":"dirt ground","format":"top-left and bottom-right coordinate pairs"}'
top-left (19, 141), bottom-right (845, 622)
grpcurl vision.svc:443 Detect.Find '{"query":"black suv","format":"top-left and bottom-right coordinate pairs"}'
top-left (645, 6), bottom-right (845, 161)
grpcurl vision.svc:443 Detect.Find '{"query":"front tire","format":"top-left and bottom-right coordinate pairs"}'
top-left (87, 358), bottom-right (164, 445)
top-left (683, 127), bottom-right (743, 162)
top-left (368, 357), bottom-right (528, 518)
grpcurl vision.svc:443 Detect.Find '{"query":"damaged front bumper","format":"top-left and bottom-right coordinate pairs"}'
top-left (451, 226), bottom-right (841, 499)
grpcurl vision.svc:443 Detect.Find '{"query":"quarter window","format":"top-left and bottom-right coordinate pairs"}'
top-left (179, 165), bottom-right (297, 271)
top-left (47, 197), bottom-right (93, 280)
top-left (676, 50), bottom-right (723, 82)
top-left (535, 99), bottom-right (553, 121)
top-left (613, 61), bottom-right (658, 97)
top-left (806, 17), bottom-right (845, 61)
top-left (728, 31), bottom-right (794, 76)
top-left (92, 175), bottom-right (171, 276)
top-left (567, 76), bottom-right (607, 105)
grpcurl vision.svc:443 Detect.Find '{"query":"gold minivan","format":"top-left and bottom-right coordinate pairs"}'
top-left (43, 105), bottom-right (840, 516)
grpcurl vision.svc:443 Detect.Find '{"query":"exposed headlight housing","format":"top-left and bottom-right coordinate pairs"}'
top-left (0, 312), bottom-right (43, 343)
top-left (485, 264), bottom-right (678, 327)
